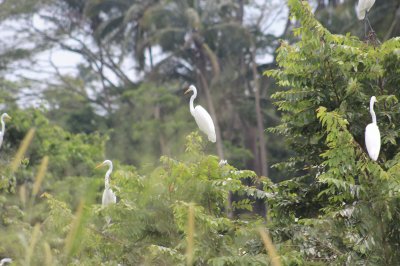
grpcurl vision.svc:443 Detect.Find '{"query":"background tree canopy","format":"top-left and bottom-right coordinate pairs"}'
top-left (1, 0), bottom-right (400, 265)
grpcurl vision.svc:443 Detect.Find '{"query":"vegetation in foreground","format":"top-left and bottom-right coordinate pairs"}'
top-left (1, 0), bottom-right (400, 265)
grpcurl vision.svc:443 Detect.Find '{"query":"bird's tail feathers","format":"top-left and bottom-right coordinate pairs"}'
top-left (208, 134), bottom-right (216, 143)
top-left (357, 10), bottom-right (366, 20)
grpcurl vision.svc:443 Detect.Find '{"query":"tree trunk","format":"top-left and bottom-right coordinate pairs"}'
top-left (247, 125), bottom-right (258, 170)
top-left (190, 33), bottom-right (224, 158)
top-left (237, 0), bottom-right (244, 23)
top-left (251, 47), bottom-right (268, 177)
top-left (154, 104), bottom-right (168, 155)
top-left (149, 46), bottom-right (168, 156)
top-left (198, 73), bottom-right (224, 159)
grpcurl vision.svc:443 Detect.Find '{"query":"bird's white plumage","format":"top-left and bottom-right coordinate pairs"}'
top-left (365, 123), bottom-right (380, 161)
top-left (0, 258), bottom-right (12, 266)
top-left (365, 96), bottom-right (380, 161)
top-left (102, 188), bottom-right (117, 206)
top-left (0, 113), bottom-right (11, 150)
top-left (193, 105), bottom-right (216, 142)
top-left (185, 85), bottom-right (216, 143)
top-left (356, 0), bottom-right (375, 20)
top-left (0, 132), bottom-right (4, 149)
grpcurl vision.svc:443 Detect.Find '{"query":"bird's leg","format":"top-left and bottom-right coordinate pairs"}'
top-left (365, 12), bottom-right (381, 45)
top-left (364, 17), bottom-right (367, 38)
top-left (365, 14), bottom-right (374, 33)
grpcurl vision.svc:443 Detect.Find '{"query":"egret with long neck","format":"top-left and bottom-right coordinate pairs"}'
top-left (184, 85), bottom-right (216, 143)
top-left (0, 113), bottom-right (11, 149)
top-left (96, 160), bottom-right (117, 206)
top-left (365, 96), bottom-right (380, 161)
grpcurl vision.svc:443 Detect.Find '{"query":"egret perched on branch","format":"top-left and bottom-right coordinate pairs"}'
top-left (95, 160), bottom-right (117, 206)
top-left (184, 85), bottom-right (216, 143)
top-left (365, 96), bottom-right (380, 161)
top-left (0, 113), bottom-right (11, 149)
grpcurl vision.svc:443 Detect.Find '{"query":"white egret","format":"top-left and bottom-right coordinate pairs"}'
top-left (218, 159), bottom-right (227, 167)
top-left (184, 85), bottom-right (216, 143)
top-left (365, 96), bottom-right (380, 161)
top-left (95, 160), bottom-right (117, 206)
top-left (356, 0), bottom-right (375, 20)
top-left (0, 258), bottom-right (12, 266)
top-left (0, 113), bottom-right (11, 149)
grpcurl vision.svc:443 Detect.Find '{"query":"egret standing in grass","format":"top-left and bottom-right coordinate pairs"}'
top-left (365, 96), bottom-right (380, 161)
top-left (0, 113), bottom-right (11, 149)
top-left (184, 85), bottom-right (216, 143)
top-left (96, 160), bottom-right (117, 206)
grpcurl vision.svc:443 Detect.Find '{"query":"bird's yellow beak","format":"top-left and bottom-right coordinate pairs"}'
top-left (95, 162), bottom-right (105, 169)
top-left (184, 88), bottom-right (190, 95)
top-left (5, 115), bottom-right (11, 120)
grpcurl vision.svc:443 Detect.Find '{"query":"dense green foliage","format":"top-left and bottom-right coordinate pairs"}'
top-left (1, 119), bottom-right (274, 265)
top-left (1, 0), bottom-right (400, 265)
top-left (266, 0), bottom-right (400, 264)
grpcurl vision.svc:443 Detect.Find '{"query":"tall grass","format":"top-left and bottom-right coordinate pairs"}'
top-left (258, 227), bottom-right (281, 266)
top-left (64, 199), bottom-right (85, 257)
top-left (10, 128), bottom-right (35, 172)
top-left (25, 223), bottom-right (41, 266)
top-left (186, 203), bottom-right (195, 266)
top-left (32, 156), bottom-right (49, 197)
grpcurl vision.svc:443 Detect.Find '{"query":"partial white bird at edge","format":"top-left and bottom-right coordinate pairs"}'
top-left (0, 113), bottom-right (11, 150)
top-left (0, 258), bottom-right (12, 266)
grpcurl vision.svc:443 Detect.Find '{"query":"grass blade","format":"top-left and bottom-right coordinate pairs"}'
top-left (64, 199), bottom-right (85, 257)
top-left (32, 156), bottom-right (49, 197)
top-left (11, 128), bottom-right (35, 172)
top-left (43, 242), bottom-right (53, 266)
top-left (186, 203), bottom-right (195, 266)
top-left (258, 227), bottom-right (281, 266)
top-left (25, 223), bottom-right (41, 266)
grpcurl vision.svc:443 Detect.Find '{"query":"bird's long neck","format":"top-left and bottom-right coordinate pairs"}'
top-left (370, 100), bottom-right (377, 124)
top-left (1, 116), bottom-right (5, 134)
top-left (189, 90), bottom-right (197, 116)
top-left (105, 164), bottom-right (113, 189)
